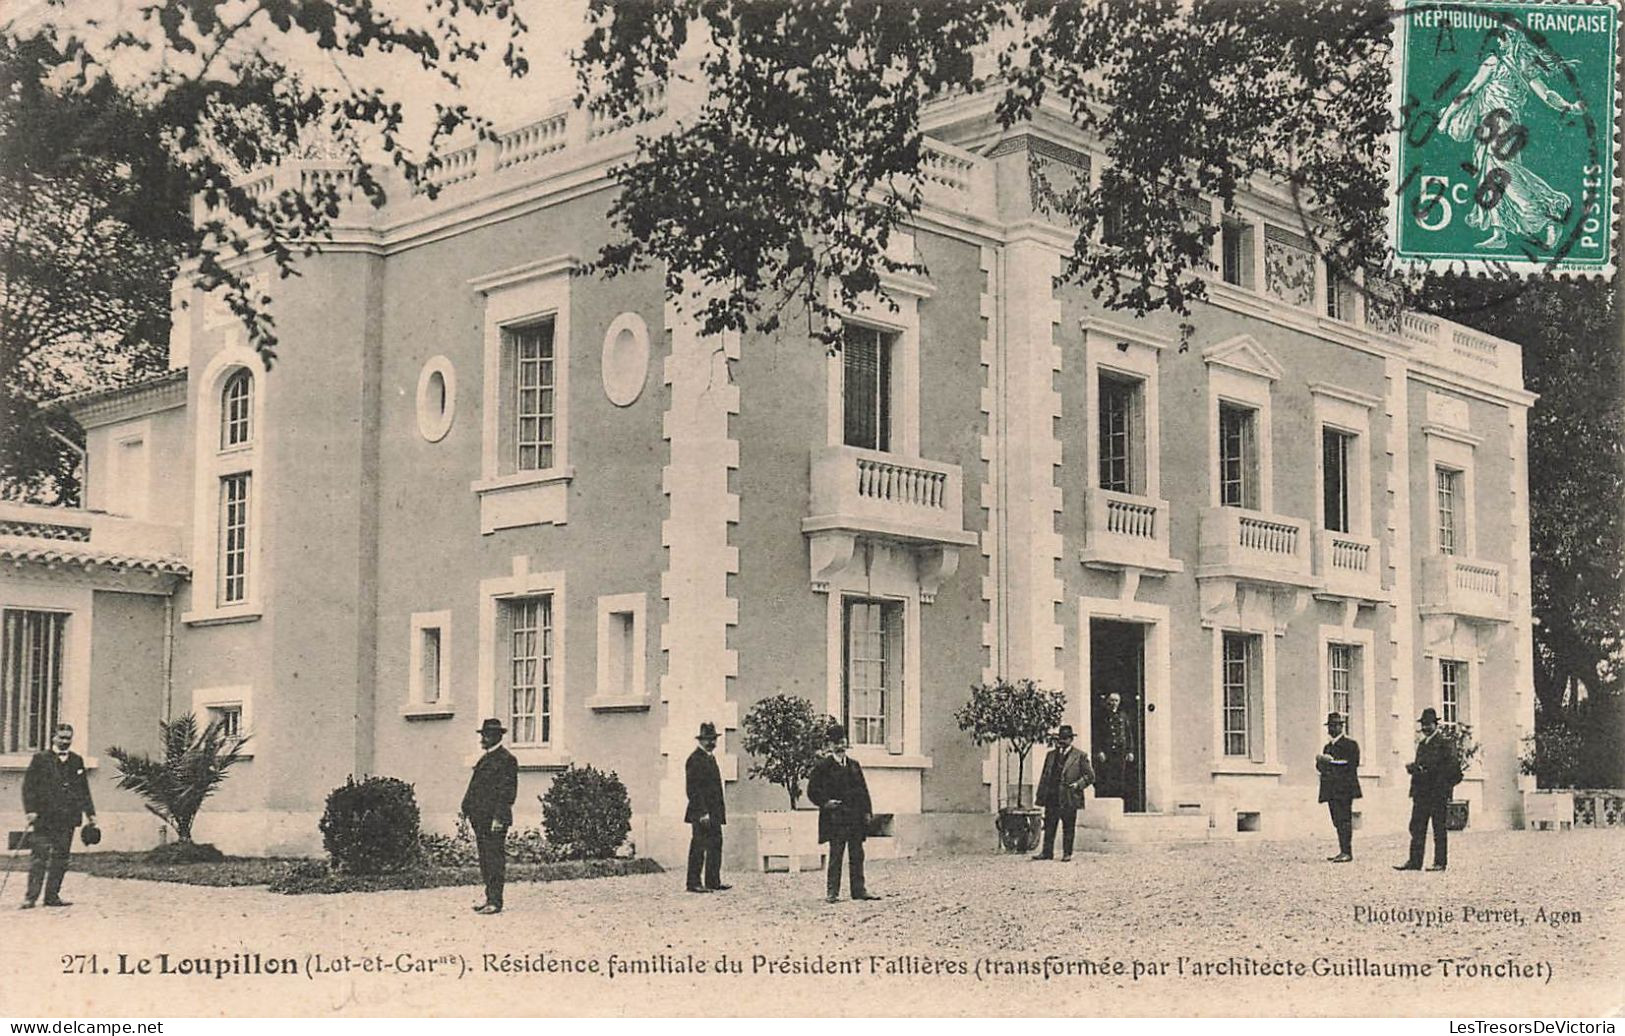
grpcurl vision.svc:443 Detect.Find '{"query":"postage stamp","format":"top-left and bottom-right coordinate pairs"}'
top-left (1389, 0), bottom-right (1618, 276)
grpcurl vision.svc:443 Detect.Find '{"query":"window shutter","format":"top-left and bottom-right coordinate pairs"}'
top-left (1241, 412), bottom-right (1260, 509)
top-left (1247, 636), bottom-right (1267, 763)
top-left (884, 604), bottom-right (904, 754)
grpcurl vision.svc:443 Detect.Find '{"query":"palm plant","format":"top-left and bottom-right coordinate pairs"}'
top-left (106, 713), bottom-right (249, 843)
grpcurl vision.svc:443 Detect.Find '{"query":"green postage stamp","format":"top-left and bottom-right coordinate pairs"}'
top-left (1390, 1), bottom-right (1618, 276)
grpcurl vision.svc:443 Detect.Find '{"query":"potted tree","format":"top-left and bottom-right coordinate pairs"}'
top-left (956, 677), bottom-right (1066, 852)
top-left (740, 694), bottom-right (832, 871)
top-left (1444, 723), bottom-right (1483, 831)
top-left (1519, 724), bottom-right (1583, 829)
top-left (106, 713), bottom-right (251, 862)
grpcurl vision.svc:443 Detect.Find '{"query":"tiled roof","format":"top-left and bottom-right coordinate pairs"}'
top-left (0, 539), bottom-right (190, 578)
top-left (42, 368), bottom-right (188, 411)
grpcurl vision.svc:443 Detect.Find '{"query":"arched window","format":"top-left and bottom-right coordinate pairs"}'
top-left (220, 369), bottom-right (253, 449)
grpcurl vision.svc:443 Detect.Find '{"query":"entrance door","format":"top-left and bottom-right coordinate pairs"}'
top-left (1089, 619), bottom-right (1147, 813)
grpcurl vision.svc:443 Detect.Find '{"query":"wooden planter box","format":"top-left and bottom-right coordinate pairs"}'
top-left (756, 810), bottom-right (824, 873)
top-left (1523, 790), bottom-right (1575, 830)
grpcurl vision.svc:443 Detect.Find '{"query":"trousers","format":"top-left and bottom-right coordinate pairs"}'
top-left (686, 821), bottom-right (723, 889)
top-left (1406, 798), bottom-right (1449, 868)
top-left (473, 823), bottom-right (507, 908)
top-left (1039, 806), bottom-right (1077, 857)
top-left (825, 835), bottom-right (867, 898)
top-left (1326, 799), bottom-right (1354, 856)
top-left (25, 824), bottom-right (74, 904)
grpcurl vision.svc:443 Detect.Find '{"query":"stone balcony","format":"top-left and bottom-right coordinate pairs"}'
top-left (1313, 528), bottom-right (1385, 601)
top-left (1078, 488), bottom-right (1182, 574)
top-left (1419, 554), bottom-right (1511, 622)
top-left (1196, 507), bottom-right (1315, 588)
top-left (802, 445), bottom-right (977, 602)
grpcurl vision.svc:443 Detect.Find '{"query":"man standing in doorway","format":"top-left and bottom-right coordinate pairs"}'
top-left (462, 718), bottom-right (518, 914)
top-left (807, 724), bottom-right (880, 903)
top-left (1032, 725), bottom-right (1093, 861)
top-left (684, 721), bottom-right (729, 893)
top-left (1315, 712), bottom-right (1361, 862)
top-left (21, 723), bottom-right (96, 909)
top-left (1395, 708), bottom-right (1460, 873)
top-left (1096, 692), bottom-right (1137, 810)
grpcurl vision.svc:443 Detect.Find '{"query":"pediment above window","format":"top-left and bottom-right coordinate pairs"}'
top-left (1202, 334), bottom-right (1283, 382)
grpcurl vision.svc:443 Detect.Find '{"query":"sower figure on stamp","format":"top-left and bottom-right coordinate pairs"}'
top-left (20, 723), bottom-right (96, 909)
top-left (807, 723), bottom-right (880, 904)
top-left (462, 718), bottom-right (518, 914)
top-left (684, 721), bottom-right (730, 893)
top-left (1095, 692), bottom-right (1137, 810)
top-left (1032, 725), bottom-right (1093, 862)
top-left (1395, 708), bottom-right (1461, 873)
top-left (1315, 712), bottom-right (1361, 863)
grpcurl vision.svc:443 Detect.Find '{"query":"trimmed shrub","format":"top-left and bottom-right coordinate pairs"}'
top-left (318, 776), bottom-right (421, 874)
top-left (741, 694), bottom-right (832, 808)
top-left (417, 821), bottom-right (561, 868)
top-left (145, 840), bottom-right (226, 865)
top-left (540, 765), bottom-right (632, 860)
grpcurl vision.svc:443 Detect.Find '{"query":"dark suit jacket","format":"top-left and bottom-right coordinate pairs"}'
top-left (23, 750), bottom-right (95, 828)
top-left (1316, 735), bottom-right (1363, 802)
top-left (1099, 709), bottom-right (1135, 758)
top-left (807, 754), bottom-right (872, 844)
top-left (1036, 746), bottom-right (1095, 810)
top-left (684, 747), bottom-right (726, 825)
top-left (461, 745), bottom-right (518, 828)
top-left (1408, 732), bottom-right (1460, 803)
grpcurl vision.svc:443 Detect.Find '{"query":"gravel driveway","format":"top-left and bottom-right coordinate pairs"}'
top-left (2, 829), bottom-right (1620, 1017)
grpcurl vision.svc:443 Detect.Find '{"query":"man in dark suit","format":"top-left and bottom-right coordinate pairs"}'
top-left (1031, 724), bottom-right (1094, 862)
top-left (1096, 691), bottom-right (1138, 810)
top-left (807, 723), bottom-right (880, 903)
top-left (1315, 712), bottom-right (1361, 863)
top-left (21, 723), bottom-right (97, 909)
top-left (1395, 707), bottom-right (1460, 872)
top-left (684, 721), bottom-right (729, 893)
top-left (461, 718), bottom-right (518, 914)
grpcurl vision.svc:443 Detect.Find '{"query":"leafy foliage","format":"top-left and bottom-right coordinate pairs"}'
top-left (106, 712), bottom-right (250, 843)
top-left (955, 678), bottom-right (1066, 809)
top-left (540, 764), bottom-right (633, 860)
top-left (740, 694), bottom-right (833, 808)
top-left (318, 775), bottom-right (421, 874)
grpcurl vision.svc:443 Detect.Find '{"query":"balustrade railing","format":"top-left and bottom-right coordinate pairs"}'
top-left (854, 455), bottom-right (948, 510)
top-left (1236, 514), bottom-right (1300, 555)
top-left (496, 113), bottom-right (569, 171)
top-left (1105, 496), bottom-right (1158, 539)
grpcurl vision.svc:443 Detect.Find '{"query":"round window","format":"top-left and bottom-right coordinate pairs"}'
top-left (416, 356), bottom-right (456, 442)
top-left (601, 313), bottom-right (650, 407)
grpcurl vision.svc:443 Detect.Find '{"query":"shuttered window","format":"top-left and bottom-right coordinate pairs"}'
top-left (1, 610), bottom-right (66, 754)
top-left (842, 325), bottom-right (892, 453)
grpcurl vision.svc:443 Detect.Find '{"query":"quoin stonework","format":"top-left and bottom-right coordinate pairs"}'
top-left (0, 79), bottom-right (1538, 867)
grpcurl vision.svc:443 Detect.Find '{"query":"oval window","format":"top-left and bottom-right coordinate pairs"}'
top-left (601, 313), bottom-right (650, 407)
top-left (416, 356), bottom-right (456, 442)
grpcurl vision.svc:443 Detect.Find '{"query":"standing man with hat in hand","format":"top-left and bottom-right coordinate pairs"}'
top-left (1315, 712), bottom-right (1361, 863)
top-left (462, 718), bottom-right (518, 914)
top-left (1032, 724), bottom-right (1093, 861)
top-left (684, 721), bottom-right (729, 893)
top-left (1395, 707), bottom-right (1460, 872)
top-left (20, 723), bottom-right (96, 909)
top-left (807, 723), bottom-right (880, 903)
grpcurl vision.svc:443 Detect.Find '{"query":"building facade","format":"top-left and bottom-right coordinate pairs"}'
top-left (0, 84), bottom-right (1538, 864)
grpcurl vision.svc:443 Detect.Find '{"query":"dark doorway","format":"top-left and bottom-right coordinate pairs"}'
top-left (1090, 619), bottom-right (1146, 813)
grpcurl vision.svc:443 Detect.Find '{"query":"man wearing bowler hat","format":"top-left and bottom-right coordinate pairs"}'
top-left (20, 723), bottom-right (96, 908)
top-left (684, 721), bottom-right (729, 893)
top-left (1395, 707), bottom-right (1461, 872)
top-left (1032, 724), bottom-right (1093, 861)
top-left (807, 723), bottom-right (880, 903)
top-left (1315, 712), bottom-right (1361, 863)
top-left (462, 718), bottom-right (518, 913)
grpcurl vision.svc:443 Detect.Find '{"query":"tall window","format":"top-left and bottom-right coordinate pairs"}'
top-left (1439, 659), bottom-right (1464, 728)
top-left (843, 598), bottom-right (903, 751)
top-left (1328, 643), bottom-right (1355, 729)
top-left (419, 627), bottom-right (443, 705)
top-left (1436, 467), bottom-right (1463, 555)
top-left (1221, 222), bottom-right (1253, 288)
top-left (1218, 403), bottom-right (1259, 509)
top-left (1, 610), bottom-right (66, 754)
top-left (1221, 633), bottom-right (1260, 758)
top-left (220, 369), bottom-right (253, 448)
top-left (1098, 374), bottom-right (1140, 493)
top-left (1325, 262), bottom-right (1355, 321)
top-left (1322, 428), bottom-right (1353, 532)
top-left (842, 325), bottom-right (892, 453)
top-left (219, 473), bottom-right (251, 606)
top-left (506, 596), bottom-right (553, 745)
top-left (512, 323), bottom-right (556, 471)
